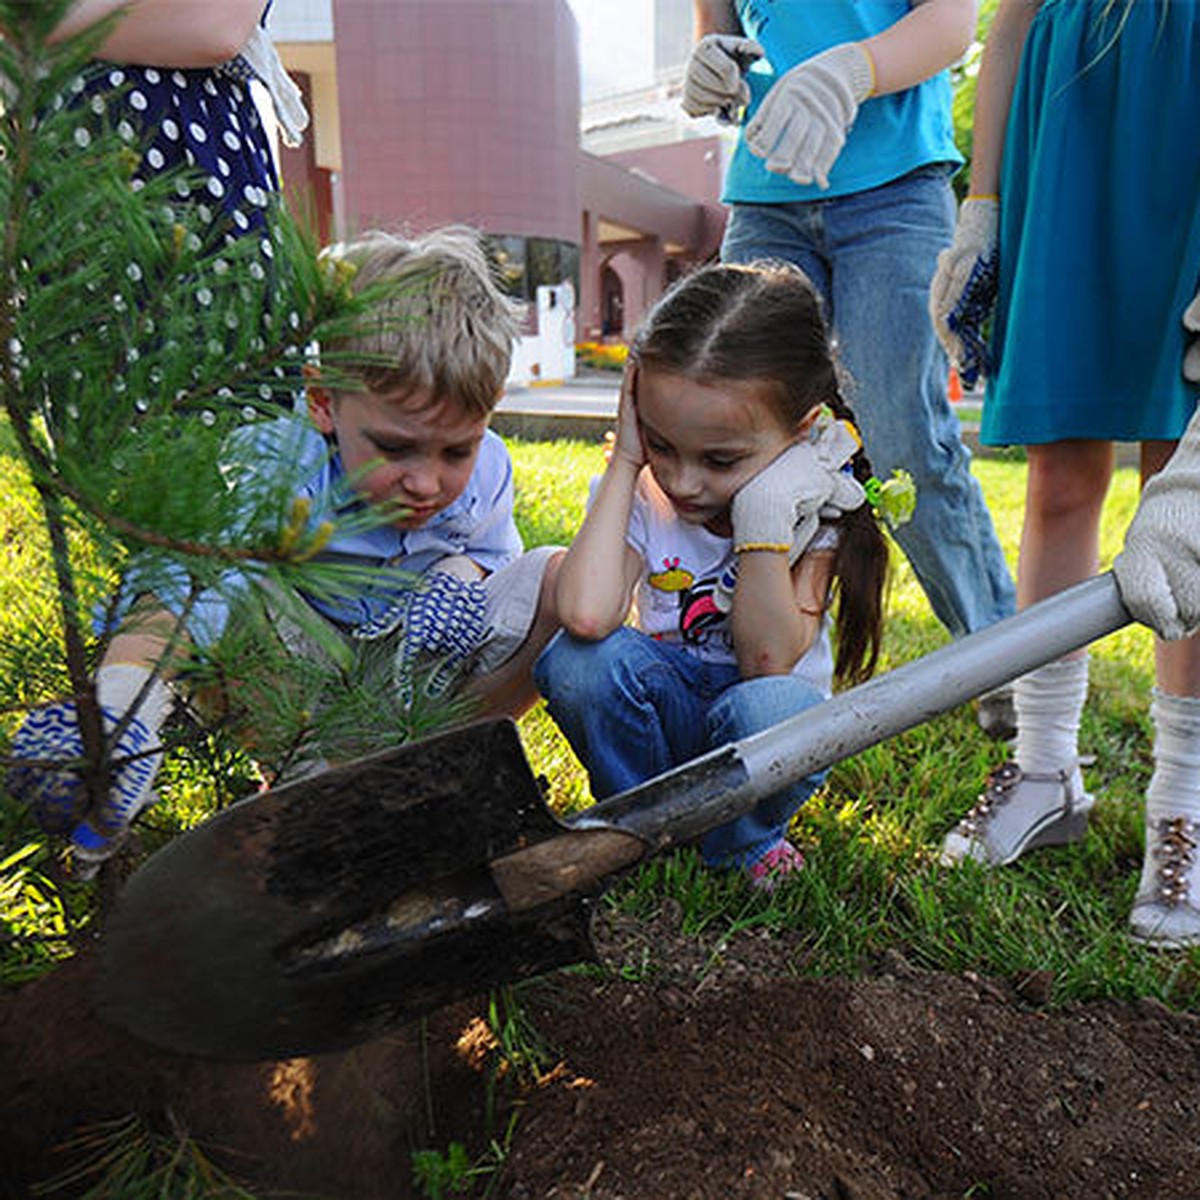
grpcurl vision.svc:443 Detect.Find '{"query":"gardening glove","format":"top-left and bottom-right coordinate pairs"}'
top-left (731, 424), bottom-right (865, 566)
top-left (351, 570), bottom-right (491, 706)
top-left (929, 196), bottom-right (1000, 388)
top-left (681, 33), bottom-right (764, 121)
top-left (744, 42), bottom-right (874, 190)
top-left (221, 25), bottom-right (309, 146)
top-left (1184, 289), bottom-right (1200, 383)
top-left (1114, 410), bottom-right (1200, 641)
top-left (6, 665), bottom-right (169, 877)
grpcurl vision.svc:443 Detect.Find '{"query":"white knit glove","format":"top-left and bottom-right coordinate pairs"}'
top-left (682, 33), bottom-right (764, 121)
top-left (732, 432), bottom-right (864, 563)
top-left (1114, 411), bottom-right (1200, 641)
top-left (929, 196), bottom-right (1000, 388)
top-left (6, 665), bottom-right (169, 876)
top-left (1184, 290), bottom-right (1200, 383)
top-left (744, 42), bottom-right (874, 190)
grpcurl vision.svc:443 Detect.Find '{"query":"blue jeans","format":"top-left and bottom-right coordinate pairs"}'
top-left (534, 628), bottom-right (827, 868)
top-left (722, 166), bottom-right (1016, 638)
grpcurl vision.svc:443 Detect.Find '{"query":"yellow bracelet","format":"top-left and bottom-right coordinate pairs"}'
top-left (734, 542), bottom-right (791, 554)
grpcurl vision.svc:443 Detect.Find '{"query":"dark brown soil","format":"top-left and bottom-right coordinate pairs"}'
top-left (3, 903), bottom-right (1200, 1200)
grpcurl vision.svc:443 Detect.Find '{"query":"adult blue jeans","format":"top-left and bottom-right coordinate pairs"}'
top-left (534, 627), bottom-right (827, 868)
top-left (722, 165), bottom-right (1016, 639)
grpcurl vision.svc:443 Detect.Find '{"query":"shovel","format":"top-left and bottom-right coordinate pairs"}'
top-left (98, 572), bottom-right (1132, 1061)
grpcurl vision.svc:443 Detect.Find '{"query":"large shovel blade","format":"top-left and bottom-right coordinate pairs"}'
top-left (98, 719), bottom-right (600, 1060)
top-left (99, 574), bottom-right (1132, 1060)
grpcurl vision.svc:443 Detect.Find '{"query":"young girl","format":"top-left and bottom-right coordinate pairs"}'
top-left (534, 262), bottom-right (889, 887)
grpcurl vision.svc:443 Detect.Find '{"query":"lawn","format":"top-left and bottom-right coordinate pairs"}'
top-left (1, 435), bottom-right (1192, 1012)
top-left (504, 437), bottom-right (1192, 1007)
top-left (6, 433), bottom-right (1200, 1200)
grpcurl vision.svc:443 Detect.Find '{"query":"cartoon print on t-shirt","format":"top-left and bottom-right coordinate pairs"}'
top-left (679, 575), bottom-right (726, 644)
top-left (647, 556), bottom-right (733, 647)
top-left (647, 557), bottom-right (693, 594)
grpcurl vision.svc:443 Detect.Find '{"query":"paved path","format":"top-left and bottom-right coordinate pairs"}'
top-left (494, 371), bottom-right (1003, 453)
top-left (496, 372), bottom-right (1142, 473)
top-left (498, 375), bottom-right (618, 418)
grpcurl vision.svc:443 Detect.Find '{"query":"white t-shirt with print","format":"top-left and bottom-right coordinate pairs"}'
top-left (608, 470), bottom-right (835, 699)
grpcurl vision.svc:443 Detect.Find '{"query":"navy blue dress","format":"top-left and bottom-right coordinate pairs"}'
top-left (62, 5), bottom-right (298, 408)
top-left (74, 4), bottom-right (279, 250)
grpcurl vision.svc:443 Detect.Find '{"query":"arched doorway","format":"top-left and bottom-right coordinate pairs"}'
top-left (600, 264), bottom-right (624, 339)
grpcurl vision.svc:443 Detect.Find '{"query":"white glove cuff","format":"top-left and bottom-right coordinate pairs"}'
top-left (957, 196), bottom-right (1000, 245)
top-left (836, 42), bottom-right (876, 102)
top-left (96, 664), bottom-right (170, 734)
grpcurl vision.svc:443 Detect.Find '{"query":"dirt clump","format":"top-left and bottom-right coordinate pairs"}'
top-left (3, 910), bottom-right (1200, 1199)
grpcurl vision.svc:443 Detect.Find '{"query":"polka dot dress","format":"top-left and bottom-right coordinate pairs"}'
top-left (58, 7), bottom-right (302, 411)
top-left (74, 53), bottom-right (279, 249)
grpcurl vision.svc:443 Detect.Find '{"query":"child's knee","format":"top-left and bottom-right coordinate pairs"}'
top-left (709, 673), bottom-right (826, 740)
top-left (534, 626), bottom-right (639, 704)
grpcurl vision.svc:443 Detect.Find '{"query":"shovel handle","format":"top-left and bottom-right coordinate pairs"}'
top-left (580, 572), bottom-right (1132, 849)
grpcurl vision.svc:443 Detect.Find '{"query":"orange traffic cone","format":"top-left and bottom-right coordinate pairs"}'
top-left (947, 366), bottom-right (963, 403)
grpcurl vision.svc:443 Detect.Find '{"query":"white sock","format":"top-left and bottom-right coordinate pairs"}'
top-left (1145, 688), bottom-right (1200, 825)
top-left (1014, 657), bottom-right (1089, 779)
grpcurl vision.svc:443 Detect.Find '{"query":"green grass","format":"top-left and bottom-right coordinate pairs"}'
top-left (0, 440), bottom-right (1185, 1000)
top-left (1, 433), bottom-right (1192, 1196)
top-left (505, 439), bottom-right (1199, 1008)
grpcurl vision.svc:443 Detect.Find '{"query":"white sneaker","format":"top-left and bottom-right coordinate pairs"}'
top-left (1129, 817), bottom-right (1200, 949)
top-left (941, 761), bottom-right (1093, 867)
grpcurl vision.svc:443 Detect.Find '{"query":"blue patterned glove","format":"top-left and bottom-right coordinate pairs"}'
top-left (930, 197), bottom-right (999, 388)
top-left (6, 666), bottom-right (168, 874)
top-left (351, 570), bottom-right (491, 706)
top-left (946, 254), bottom-right (999, 389)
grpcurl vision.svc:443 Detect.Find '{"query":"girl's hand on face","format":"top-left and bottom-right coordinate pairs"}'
top-left (610, 364), bottom-right (647, 470)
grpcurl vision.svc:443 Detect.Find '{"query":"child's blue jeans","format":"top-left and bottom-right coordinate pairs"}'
top-left (534, 627), bottom-right (828, 868)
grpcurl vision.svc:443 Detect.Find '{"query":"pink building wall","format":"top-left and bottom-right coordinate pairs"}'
top-left (330, 0), bottom-right (579, 241)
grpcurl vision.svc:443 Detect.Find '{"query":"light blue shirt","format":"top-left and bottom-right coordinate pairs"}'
top-left (723, 0), bottom-right (962, 204)
top-left (126, 418), bottom-right (522, 647)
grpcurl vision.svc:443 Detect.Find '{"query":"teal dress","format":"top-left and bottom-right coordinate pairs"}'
top-left (982, 0), bottom-right (1200, 446)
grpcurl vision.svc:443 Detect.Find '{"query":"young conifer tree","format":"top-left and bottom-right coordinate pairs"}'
top-left (0, 2), bottom-right (463, 889)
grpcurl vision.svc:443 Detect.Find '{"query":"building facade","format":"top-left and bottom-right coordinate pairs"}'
top-left (266, 0), bottom-right (729, 361)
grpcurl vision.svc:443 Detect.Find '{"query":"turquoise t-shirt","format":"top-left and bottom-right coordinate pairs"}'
top-left (723, 0), bottom-right (962, 204)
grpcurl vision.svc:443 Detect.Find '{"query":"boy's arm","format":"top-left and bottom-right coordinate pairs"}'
top-left (5, 600), bottom-right (181, 876)
top-left (555, 369), bottom-right (644, 640)
top-left (49, 0), bottom-right (264, 68)
top-left (104, 601), bottom-right (185, 674)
